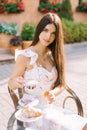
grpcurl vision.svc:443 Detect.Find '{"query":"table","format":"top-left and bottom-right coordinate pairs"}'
top-left (7, 105), bottom-right (72, 130)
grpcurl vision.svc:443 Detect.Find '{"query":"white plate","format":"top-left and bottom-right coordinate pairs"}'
top-left (19, 98), bottom-right (39, 107)
top-left (15, 109), bottom-right (42, 122)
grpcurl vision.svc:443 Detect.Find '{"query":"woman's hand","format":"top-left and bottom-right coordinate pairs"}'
top-left (44, 91), bottom-right (55, 104)
top-left (8, 76), bottom-right (25, 90)
top-left (44, 86), bottom-right (65, 104)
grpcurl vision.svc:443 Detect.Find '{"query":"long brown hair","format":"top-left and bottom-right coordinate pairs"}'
top-left (32, 13), bottom-right (66, 89)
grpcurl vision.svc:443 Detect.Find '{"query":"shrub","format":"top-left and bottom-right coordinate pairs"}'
top-left (79, 23), bottom-right (87, 41)
top-left (59, 0), bottom-right (73, 21)
top-left (0, 22), bottom-right (18, 35)
top-left (62, 19), bottom-right (87, 43)
top-left (21, 23), bottom-right (36, 41)
top-left (62, 19), bottom-right (73, 43)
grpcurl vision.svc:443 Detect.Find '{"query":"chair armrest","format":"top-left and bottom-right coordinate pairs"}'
top-left (63, 85), bottom-right (84, 117)
top-left (7, 87), bottom-right (23, 130)
top-left (8, 87), bottom-right (18, 110)
top-left (7, 111), bottom-right (16, 130)
top-left (18, 88), bottom-right (24, 99)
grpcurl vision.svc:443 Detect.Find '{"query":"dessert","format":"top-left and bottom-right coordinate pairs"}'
top-left (44, 91), bottom-right (49, 97)
top-left (21, 104), bottom-right (42, 118)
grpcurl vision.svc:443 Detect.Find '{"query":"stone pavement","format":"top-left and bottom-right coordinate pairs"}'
top-left (0, 41), bottom-right (87, 130)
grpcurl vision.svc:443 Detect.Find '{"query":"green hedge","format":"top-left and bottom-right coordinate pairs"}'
top-left (62, 19), bottom-right (87, 43)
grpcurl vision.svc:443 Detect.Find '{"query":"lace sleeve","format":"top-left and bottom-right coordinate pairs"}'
top-left (15, 48), bottom-right (38, 65)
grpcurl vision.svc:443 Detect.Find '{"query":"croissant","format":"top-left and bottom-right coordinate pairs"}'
top-left (21, 105), bottom-right (42, 118)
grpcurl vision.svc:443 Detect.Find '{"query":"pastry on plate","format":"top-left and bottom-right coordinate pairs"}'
top-left (21, 104), bottom-right (42, 118)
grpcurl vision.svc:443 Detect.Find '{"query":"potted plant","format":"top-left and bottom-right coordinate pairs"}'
top-left (0, 22), bottom-right (18, 48)
top-left (20, 23), bottom-right (36, 49)
top-left (10, 35), bottom-right (22, 55)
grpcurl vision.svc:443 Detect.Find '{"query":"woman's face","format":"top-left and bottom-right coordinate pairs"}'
top-left (39, 23), bottom-right (56, 46)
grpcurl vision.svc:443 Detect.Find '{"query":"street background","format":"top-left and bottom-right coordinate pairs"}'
top-left (0, 42), bottom-right (87, 130)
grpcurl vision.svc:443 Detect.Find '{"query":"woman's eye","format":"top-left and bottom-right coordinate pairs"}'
top-left (52, 32), bottom-right (56, 36)
top-left (43, 28), bottom-right (48, 32)
top-left (51, 32), bottom-right (56, 37)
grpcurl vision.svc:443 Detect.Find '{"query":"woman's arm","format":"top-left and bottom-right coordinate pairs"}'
top-left (50, 86), bottom-right (65, 96)
top-left (8, 55), bottom-right (29, 90)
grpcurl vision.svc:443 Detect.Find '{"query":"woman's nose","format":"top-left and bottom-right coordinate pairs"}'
top-left (46, 33), bottom-right (51, 40)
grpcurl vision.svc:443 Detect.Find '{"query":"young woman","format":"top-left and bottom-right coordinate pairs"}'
top-left (8, 13), bottom-right (87, 130)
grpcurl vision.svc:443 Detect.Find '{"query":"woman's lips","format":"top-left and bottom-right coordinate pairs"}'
top-left (43, 39), bottom-right (50, 43)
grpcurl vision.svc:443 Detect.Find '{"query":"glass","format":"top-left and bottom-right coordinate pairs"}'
top-left (24, 80), bottom-right (38, 94)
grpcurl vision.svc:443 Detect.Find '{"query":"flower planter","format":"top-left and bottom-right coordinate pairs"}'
top-left (0, 1), bottom-right (24, 14)
top-left (10, 45), bottom-right (22, 55)
top-left (22, 41), bottom-right (32, 49)
top-left (0, 33), bottom-right (14, 48)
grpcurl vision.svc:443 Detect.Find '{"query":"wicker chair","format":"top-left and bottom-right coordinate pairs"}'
top-left (7, 85), bottom-right (84, 130)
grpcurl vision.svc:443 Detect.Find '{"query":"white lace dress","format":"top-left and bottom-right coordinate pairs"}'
top-left (15, 48), bottom-right (87, 130)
